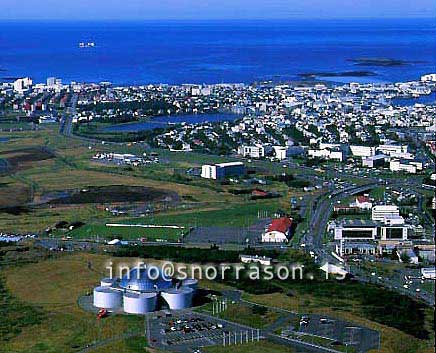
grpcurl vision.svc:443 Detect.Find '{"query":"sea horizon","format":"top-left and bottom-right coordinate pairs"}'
top-left (1, 18), bottom-right (435, 85)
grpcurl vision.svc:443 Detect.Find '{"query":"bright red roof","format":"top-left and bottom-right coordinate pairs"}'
top-left (267, 217), bottom-right (292, 234)
top-left (252, 189), bottom-right (268, 197)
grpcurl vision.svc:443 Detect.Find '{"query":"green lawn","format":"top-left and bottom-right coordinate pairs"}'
top-left (2, 253), bottom-right (145, 353)
top-left (124, 201), bottom-right (280, 228)
top-left (369, 186), bottom-right (386, 201)
top-left (198, 302), bottom-right (279, 329)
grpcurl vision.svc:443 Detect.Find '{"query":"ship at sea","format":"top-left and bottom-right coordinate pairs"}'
top-left (79, 42), bottom-right (95, 48)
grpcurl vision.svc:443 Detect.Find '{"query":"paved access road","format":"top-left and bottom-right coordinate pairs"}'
top-left (59, 93), bottom-right (78, 136)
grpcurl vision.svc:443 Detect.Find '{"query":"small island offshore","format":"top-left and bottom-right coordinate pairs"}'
top-left (348, 57), bottom-right (425, 67)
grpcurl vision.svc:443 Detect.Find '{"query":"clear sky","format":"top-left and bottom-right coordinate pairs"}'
top-left (1, 0), bottom-right (435, 20)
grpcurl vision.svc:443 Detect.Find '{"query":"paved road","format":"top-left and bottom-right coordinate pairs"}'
top-left (59, 93), bottom-right (77, 136)
top-left (304, 183), bottom-right (377, 263)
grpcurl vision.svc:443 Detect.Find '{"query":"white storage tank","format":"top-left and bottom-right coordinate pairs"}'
top-left (100, 277), bottom-right (115, 287)
top-left (93, 286), bottom-right (122, 309)
top-left (181, 278), bottom-right (198, 293)
top-left (161, 287), bottom-right (193, 310)
top-left (123, 291), bottom-right (158, 314)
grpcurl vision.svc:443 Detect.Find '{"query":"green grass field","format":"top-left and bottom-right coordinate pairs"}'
top-left (124, 201), bottom-right (280, 228)
top-left (1, 253), bottom-right (145, 353)
top-left (65, 200), bottom-right (280, 240)
top-left (217, 303), bottom-right (279, 329)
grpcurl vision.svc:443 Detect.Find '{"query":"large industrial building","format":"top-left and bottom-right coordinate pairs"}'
top-left (93, 267), bottom-right (198, 314)
top-left (201, 161), bottom-right (245, 180)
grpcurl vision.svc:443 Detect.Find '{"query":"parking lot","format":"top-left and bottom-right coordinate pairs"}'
top-left (185, 219), bottom-right (270, 245)
top-left (148, 310), bottom-right (261, 352)
top-left (295, 314), bottom-right (380, 352)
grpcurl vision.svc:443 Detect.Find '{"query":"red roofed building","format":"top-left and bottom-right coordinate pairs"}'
top-left (354, 195), bottom-right (373, 210)
top-left (262, 217), bottom-right (293, 243)
top-left (251, 189), bottom-right (269, 198)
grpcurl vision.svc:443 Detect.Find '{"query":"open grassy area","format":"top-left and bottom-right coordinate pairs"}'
top-left (369, 186), bottom-right (386, 201)
top-left (358, 260), bottom-right (408, 278)
top-left (123, 200), bottom-right (281, 228)
top-left (0, 128), bottom-right (287, 235)
top-left (87, 336), bottom-right (148, 353)
top-left (0, 128), bottom-right (237, 233)
top-left (68, 224), bottom-right (187, 241)
top-left (198, 302), bottom-right (279, 329)
top-left (65, 200), bottom-right (281, 240)
top-left (1, 253), bottom-right (145, 353)
top-left (218, 304), bottom-right (279, 329)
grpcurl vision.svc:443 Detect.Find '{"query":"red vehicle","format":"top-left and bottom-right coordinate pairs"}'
top-left (97, 308), bottom-right (108, 319)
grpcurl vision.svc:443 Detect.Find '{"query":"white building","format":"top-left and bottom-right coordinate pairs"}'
top-left (421, 267), bottom-right (436, 279)
top-left (201, 162), bottom-right (245, 180)
top-left (13, 77), bottom-right (33, 93)
top-left (421, 73), bottom-right (436, 82)
top-left (240, 255), bottom-right (272, 266)
top-left (372, 205), bottom-right (400, 222)
top-left (381, 214), bottom-right (405, 226)
top-left (238, 145), bottom-right (265, 158)
top-left (319, 143), bottom-right (342, 150)
top-left (272, 146), bottom-right (287, 160)
top-left (389, 159), bottom-right (422, 174)
top-left (380, 225), bottom-right (408, 240)
top-left (334, 220), bottom-right (378, 241)
top-left (377, 144), bottom-right (408, 155)
top-left (308, 148), bottom-right (344, 162)
top-left (350, 145), bottom-right (376, 158)
top-left (333, 218), bottom-right (409, 256)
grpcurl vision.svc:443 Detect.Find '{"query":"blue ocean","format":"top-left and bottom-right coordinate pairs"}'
top-left (0, 19), bottom-right (434, 85)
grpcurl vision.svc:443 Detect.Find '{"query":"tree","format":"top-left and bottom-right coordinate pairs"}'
top-left (400, 251), bottom-right (410, 264)
top-left (252, 305), bottom-right (268, 316)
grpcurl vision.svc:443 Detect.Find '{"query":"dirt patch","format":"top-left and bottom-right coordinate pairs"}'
top-left (0, 182), bottom-right (31, 213)
top-left (0, 147), bottom-right (55, 174)
top-left (45, 185), bottom-right (180, 205)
